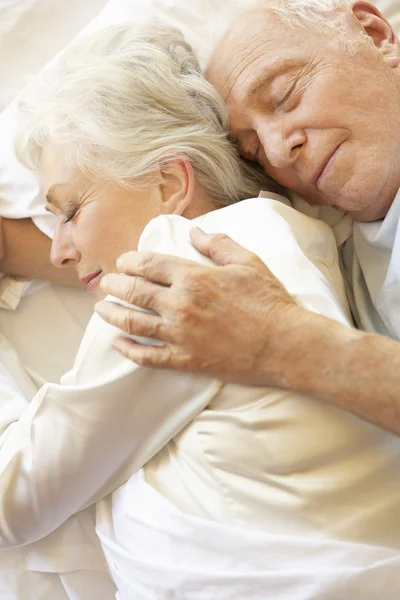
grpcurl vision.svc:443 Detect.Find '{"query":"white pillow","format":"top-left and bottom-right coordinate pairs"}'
top-left (376, 0), bottom-right (400, 31)
top-left (0, 0), bottom-right (109, 110)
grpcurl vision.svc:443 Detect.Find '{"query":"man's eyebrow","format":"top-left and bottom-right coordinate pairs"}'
top-left (242, 59), bottom-right (301, 101)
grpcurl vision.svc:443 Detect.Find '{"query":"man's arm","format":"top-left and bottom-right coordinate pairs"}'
top-left (95, 228), bottom-right (400, 436)
top-left (267, 308), bottom-right (400, 435)
top-left (0, 218), bottom-right (80, 287)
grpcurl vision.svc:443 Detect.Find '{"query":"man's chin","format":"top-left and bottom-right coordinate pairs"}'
top-left (347, 203), bottom-right (387, 223)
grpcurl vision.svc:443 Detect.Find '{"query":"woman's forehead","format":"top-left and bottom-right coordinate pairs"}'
top-left (41, 143), bottom-right (84, 195)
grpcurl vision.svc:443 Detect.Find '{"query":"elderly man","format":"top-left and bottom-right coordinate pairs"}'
top-left (96, 0), bottom-right (400, 435)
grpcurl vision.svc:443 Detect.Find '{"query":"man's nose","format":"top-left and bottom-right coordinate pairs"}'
top-left (50, 222), bottom-right (80, 268)
top-left (257, 120), bottom-right (305, 169)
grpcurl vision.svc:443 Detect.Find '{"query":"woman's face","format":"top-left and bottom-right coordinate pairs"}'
top-left (41, 143), bottom-right (187, 297)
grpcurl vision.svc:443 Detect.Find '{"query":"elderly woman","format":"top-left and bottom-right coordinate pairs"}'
top-left (2, 21), bottom-right (400, 600)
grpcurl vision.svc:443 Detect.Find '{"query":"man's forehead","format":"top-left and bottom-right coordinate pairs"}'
top-left (208, 11), bottom-right (299, 102)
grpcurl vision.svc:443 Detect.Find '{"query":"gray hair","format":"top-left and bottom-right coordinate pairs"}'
top-left (254, 0), bottom-right (351, 32)
top-left (209, 0), bottom-right (353, 49)
top-left (16, 22), bottom-right (278, 206)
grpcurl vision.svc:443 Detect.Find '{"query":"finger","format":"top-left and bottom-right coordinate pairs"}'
top-left (112, 336), bottom-right (173, 368)
top-left (95, 300), bottom-right (172, 342)
top-left (100, 272), bottom-right (167, 313)
top-left (116, 251), bottom-right (198, 285)
top-left (190, 228), bottom-right (256, 267)
top-left (189, 227), bottom-right (213, 257)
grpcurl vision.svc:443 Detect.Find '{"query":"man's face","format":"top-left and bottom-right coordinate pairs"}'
top-left (208, 3), bottom-right (400, 221)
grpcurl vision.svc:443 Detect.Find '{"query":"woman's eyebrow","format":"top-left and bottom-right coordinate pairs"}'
top-left (45, 183), bottom-right (70, 206)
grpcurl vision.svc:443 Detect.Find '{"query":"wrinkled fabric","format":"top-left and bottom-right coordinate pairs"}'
top-left (97, 469), bottom-right (400, 600)
top-left (92, 198), bottom-right (400, 598)
top-left (349, 189), bottom-right (400, 340)
top-left (0, 332), bottom-right (116, 599)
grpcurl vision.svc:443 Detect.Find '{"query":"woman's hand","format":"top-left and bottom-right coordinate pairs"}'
top-left (95, 227), bottom-right (309, 387)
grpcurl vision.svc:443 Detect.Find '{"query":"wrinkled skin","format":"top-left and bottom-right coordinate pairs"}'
top-left (207, 1), bottom-right (400, 222)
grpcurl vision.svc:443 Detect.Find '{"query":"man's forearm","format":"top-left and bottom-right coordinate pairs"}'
top-left (283, 311), bottom-right (400, 435)
top-left (0, 218), bottom-right (80, 287)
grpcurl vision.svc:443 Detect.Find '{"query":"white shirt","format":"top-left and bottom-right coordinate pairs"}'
top-left (1, 197), bottom-right (400, 598)
top-left (290, 188), bottom-right (400, 342)
top-left (0, 197), bottom-right (396, 597)
top-left (95, 198), bottom-right (400, 599)
top-left (0, 332), bottom-right (116, 600)
top-left (344, 189), bottom-right (400, 340)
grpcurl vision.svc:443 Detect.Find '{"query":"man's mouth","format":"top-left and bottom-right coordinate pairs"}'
top-left (313, 144), bottom-right (342, 187)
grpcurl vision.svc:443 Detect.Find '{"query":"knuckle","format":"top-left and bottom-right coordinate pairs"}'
top-left (152, 319), bottom-right (165, 340)
top-left (136, 252), bottom-right (156, 272)
top-left (175, 351), bottom-right (205, 373)
top-left (177, 300), bottom-right (196, 327)
top-left (141, 346), bottom-right (170, 369)
top-left (135, 353), bottom-right (154, 368)
top-left (123, 278), bottom-right (139, 306)
top-left (180, 269), bottom-right (205, 294)
top-left (211, 232), bottom-right (230, 246)
top-left (242, 251), bottom-right (263, 270)
top-left (122, 311), bottom-right (137, 335)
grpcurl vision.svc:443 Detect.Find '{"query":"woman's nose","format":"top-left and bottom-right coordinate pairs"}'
top-left (50, 222), bottom-right (80, 268)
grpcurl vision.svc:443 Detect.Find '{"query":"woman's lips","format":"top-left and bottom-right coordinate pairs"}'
top-left (80, 270), bottom-right (103, 292)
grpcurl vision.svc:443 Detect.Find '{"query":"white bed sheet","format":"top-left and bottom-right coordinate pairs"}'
top-left (0, 0), bottom-right (108, 110)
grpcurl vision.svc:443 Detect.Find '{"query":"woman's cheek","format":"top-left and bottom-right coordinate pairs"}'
top-left (72, 216), bottom-right (106, 261)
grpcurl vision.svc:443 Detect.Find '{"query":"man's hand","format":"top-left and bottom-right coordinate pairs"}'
top-left (96, 227), bottom-right (307, 386)
top-left (95, 226), bottom-right (400, 436)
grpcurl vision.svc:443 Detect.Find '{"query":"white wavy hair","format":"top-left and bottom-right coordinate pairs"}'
top-left (16, 22), bottom-right (277, 205)
top-left (253, 0), bottom-right (351, 31)
top-left (210, 0), bottom-right (353, 48)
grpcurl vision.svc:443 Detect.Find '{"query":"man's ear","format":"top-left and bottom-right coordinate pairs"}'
top-left (158, 158), bottom-right (195, 216)
top-left (351, 1), bottom-right (400, 66)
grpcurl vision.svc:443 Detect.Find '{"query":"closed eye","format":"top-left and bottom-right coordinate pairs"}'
top-left (62, 200), bottom-right (80, 224)
top-left (275, 80), bottom-right (297, 109)
top-left (64, 208), bottom-right (78, 224)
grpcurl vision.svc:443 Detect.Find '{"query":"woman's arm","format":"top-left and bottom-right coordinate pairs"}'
top-left (95, 229), bottom-right (400, 436)
top-left (0, 311), bottom-right (220, 548)
top-left (0, 218), bottom-right (80, 287)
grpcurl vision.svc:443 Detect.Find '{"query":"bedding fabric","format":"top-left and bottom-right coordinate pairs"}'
top-left (0, 1), bottom-right (400, 598)
top-left (0, 331), bottom-right (116, 599)
top-left (0, 198), bottom-right (400, 598)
